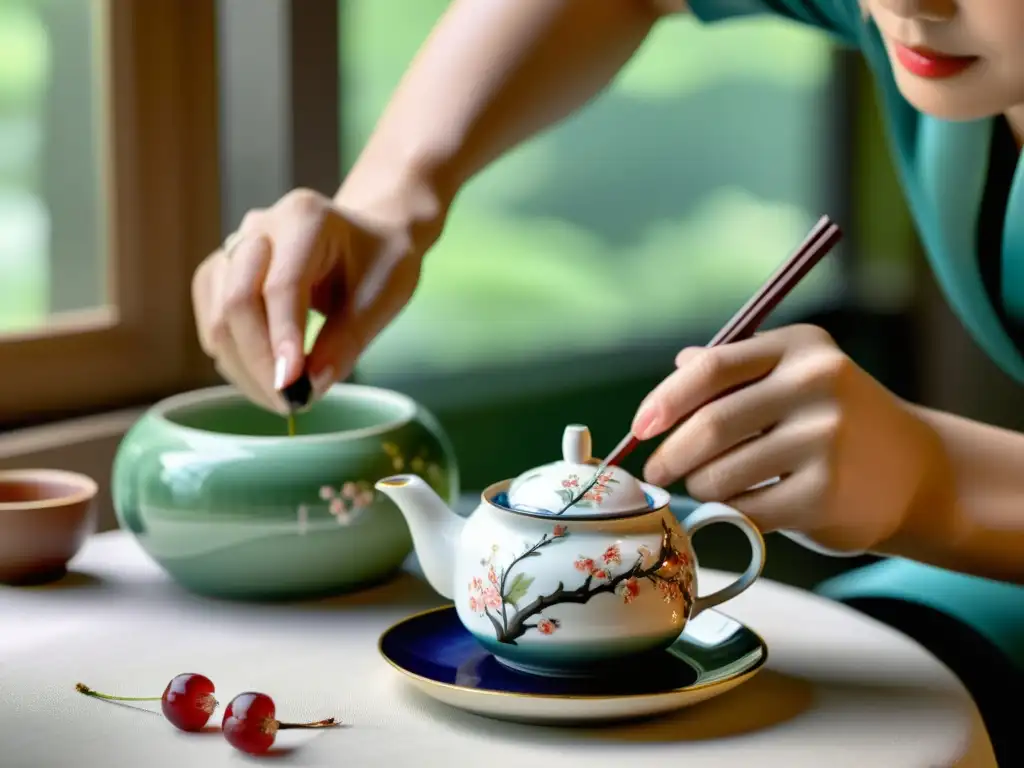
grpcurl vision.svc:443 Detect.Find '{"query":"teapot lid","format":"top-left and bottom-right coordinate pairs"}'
top-left (504, 425), bottom-right (652, 518)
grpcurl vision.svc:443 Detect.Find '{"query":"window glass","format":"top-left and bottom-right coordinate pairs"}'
top-left (0, 0), bottom-right (106, 334)
top-left (339, 3), bottom-right (839, 380)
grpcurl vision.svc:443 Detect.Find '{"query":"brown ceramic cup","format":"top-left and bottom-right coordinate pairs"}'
top-left (0, 469), bottom-right (99, 584)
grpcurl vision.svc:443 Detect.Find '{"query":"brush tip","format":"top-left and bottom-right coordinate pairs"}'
top-left (281, 371), bottom-right (313, 410)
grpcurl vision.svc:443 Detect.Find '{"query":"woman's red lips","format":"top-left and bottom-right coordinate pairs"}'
top-left (893, 43), bottom-right (978, 79)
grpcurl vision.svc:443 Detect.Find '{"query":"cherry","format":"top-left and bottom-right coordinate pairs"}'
top-left (222, 691), bottom-right (338, 755)
top-left (76, 673), bottom-right (218, 732)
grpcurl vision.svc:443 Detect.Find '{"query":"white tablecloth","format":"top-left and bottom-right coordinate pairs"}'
top-left (0, 532), bottom-right (996, 767)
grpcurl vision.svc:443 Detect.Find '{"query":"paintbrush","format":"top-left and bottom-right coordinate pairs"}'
top-left (556, 215), bottom-right (843, 514)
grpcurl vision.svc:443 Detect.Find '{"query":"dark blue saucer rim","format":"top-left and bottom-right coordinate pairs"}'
top-left (378, 605), bottom-right (768, 701)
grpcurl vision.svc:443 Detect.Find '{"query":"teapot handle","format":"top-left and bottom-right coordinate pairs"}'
top-left (682, 502), bottom-right (766, 619)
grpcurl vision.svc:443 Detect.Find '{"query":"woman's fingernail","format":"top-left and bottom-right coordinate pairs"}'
top-left (274, 340), bottom-right (300, 391)
top-left (273, 355), bottom-right (288, 391)
top-left (632, 403), bottom-right (659, 440)
top-left (311, 365), bottom-right (336, 397)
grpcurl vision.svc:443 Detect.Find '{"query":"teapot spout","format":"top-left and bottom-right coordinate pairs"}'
top-left (375, 474), bottom-right (463, 600)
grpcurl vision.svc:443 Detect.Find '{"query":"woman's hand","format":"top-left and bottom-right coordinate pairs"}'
top-left (633, 324), bottom-right (944, 554)
top-left (191, 185), bottom-right (433, 413)
top-left (190, 0), bottom-right (669, 414)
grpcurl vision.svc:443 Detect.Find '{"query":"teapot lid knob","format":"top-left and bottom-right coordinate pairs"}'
top-left (562, 425), bottom-right (592, 464)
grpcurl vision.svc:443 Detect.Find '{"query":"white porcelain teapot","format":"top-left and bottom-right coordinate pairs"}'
top-left (376, 424), bottom-right (766, 677)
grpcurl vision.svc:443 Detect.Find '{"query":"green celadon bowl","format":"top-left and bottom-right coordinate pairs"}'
top-left (111, 384), bottom-right (459, 600)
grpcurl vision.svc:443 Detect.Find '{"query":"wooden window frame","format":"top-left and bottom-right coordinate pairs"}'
top-left (216, 0), bottom-right (340, 230)
top-left (0, 0), bottom-right (221, 427)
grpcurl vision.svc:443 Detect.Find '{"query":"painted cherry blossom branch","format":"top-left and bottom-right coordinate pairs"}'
top-left (495, 520), bottom-right (684, 645)
top-left (496, 525), bottom-right (568, 632)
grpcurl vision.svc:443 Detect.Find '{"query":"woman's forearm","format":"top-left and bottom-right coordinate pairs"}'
top-left (336, 0), bottom-right (671, 248)
top-left (882, 405), bottom-right (1024, 584)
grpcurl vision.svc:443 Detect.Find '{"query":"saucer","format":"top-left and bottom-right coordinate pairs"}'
top-left (378, 605), bottom-right (767, 725)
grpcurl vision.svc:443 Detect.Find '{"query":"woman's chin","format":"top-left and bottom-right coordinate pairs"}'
top-left (893, 74), bottom-right (1001, 122)
top-left (889, 57), bottom-right (1007, 123)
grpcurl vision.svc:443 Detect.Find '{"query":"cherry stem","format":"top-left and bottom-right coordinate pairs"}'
top-left (75, 683), bottom-right (161, 702)
top-left (276, 718), bottom-right (338, 730)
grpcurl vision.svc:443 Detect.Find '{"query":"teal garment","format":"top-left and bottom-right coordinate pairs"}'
top-left (686, 0), bottom-right (1024, 673)
top-left (815, 558), bottom-right (1024, 665)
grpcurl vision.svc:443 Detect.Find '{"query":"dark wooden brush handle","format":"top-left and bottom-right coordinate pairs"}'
top-left (603, 217), bottom-right (843, 471)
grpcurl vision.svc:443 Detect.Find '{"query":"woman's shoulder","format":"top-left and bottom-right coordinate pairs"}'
top-left (683, 0), bottom-right (867, 47)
